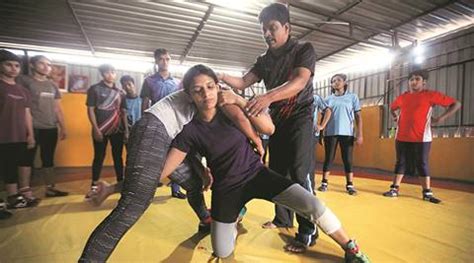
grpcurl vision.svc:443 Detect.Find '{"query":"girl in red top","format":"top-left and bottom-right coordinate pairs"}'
top-left (383, 69), bottom-right (461, 203)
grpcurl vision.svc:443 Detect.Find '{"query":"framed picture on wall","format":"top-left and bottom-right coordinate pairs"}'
top-left (68, 74), bottom-right (89, 93)
top-left (49, 64), bottom-right (68, 92)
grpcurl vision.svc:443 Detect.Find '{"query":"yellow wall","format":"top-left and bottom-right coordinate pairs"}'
top-left (53, 96), bottom-right (473, 182)
top-left (316, 106), bottom-right (474, 182)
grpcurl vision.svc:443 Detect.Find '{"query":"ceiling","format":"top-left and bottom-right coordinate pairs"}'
top-left (0, 0), bottom-right (473, 73)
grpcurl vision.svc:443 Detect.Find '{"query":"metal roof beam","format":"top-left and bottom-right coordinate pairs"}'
top-left (296, 0), bottom-right (362, 40)
top-left (289, 1), bottom-right (393, 36)
top-left (293, 22), bottom-right (392, 49)
top-left (66, 0), bottom-right (95, 54)
top-left (317, 0), bottom-right (457, 61)
top-left (180, 4), bottom-right (214, 64)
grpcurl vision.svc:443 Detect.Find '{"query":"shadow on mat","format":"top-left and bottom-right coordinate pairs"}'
top-left (0, 194), bottom-right (172, 227)
top-left (161, 231), bottom-right (209, 263)
top-left (162, 223), bottom-right (250, 263)
top-left (206, 253), bottom-right (245, 263)
top-left (0, 199), bottom-right (119, 227)
top-left (278, 232), bottom-right (344, 262)
top-left (352, 185), bottom-right (422, 201)
top-left (314, 183), bottom-right (423, 201)
top-left (152, 195), bottom-right (172, 203)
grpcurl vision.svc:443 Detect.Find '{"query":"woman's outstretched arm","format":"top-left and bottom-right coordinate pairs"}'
top-left (160, 148), bottom-right (188, 182)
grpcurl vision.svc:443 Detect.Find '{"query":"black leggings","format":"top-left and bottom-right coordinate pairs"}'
top-left (20, 128), bottom-right (58, 167)
top-left (211, 167), bottom-right (293, 223)
top-left (92, 133), bottom-right (124, 183)
top-left (0, 143), bottom-right (26, 184)
top-left (322, 135), bottom-right (354, 173)
top-left (394, 140), bottom-right (431, 177)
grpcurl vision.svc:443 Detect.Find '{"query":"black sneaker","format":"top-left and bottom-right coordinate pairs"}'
top-left (46, 188), bottom-right (69, 197)
top-left (18, 187), bottom-right (41, 207)
top-left (6, 194), bottom-right (28, 209)
top-left (318, 182), bottom-right (328, 192)
top-left (383, 187), bottom-right (399, 197)
top-left (171, 190), bottom-right (187, 199)
top-left (22, 196), bottom-right (41, 207)
top-left (346, 185), bottom-right (357, 195)
top-left (423, 190), bottom-right (441, 204)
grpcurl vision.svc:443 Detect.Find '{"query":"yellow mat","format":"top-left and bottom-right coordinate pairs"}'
top-left (0, 176), bottom-right (473, 262)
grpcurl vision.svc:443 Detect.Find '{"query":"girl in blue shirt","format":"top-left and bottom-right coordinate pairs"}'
top-left (318, 74), bottom-right (363, 195)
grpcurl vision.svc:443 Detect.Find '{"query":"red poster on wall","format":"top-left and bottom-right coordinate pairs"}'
top-left (49, 64), bottom-right (67, 92)
top-left (68, 74), bottom-right (89, 93)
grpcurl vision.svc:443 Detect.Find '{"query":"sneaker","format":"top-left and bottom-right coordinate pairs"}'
top-left (19, 187), bottom-right (41, 206)
top-left (383, 185), bottom-right (399, 197)
top-left (6, 194), bottom-right (28, 209)
top-left (84, 185), bottom-right (99, 201)
top-left (318, 182), bottom-right (328, 192)
top-left (22, 196), bottom-right (41, 207)
top-left (346, 185), bottom-right (358, 195)
top-left (46, 188), bottom-right (69, 197)
top-left (171, 190), bottom-right (187, 199)
top-left (423, 190), bottom-right (441, 204)
top-left (344, 240), bottom-right (370, 263)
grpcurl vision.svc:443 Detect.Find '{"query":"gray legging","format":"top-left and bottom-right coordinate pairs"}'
top-left (212, 184), bottom-right (333, 258)
top-left (79, 113), bottom-right (208, 262)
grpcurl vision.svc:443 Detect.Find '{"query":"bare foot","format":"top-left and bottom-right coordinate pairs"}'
top-left (284, 240), bottom-right (307, 253)
top-left (90, 181), bottom-right (112, 206)
top-left (261, 221), bottom-right (277, 229)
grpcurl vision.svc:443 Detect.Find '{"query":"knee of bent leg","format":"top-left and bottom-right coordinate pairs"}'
top-left (305, 196), bottom-right (326, 220)
top-left (289, 193), bottom-right (326, 222)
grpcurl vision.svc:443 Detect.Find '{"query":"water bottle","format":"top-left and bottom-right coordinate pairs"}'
top-left (389, 127), bottom-right (396, 138)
